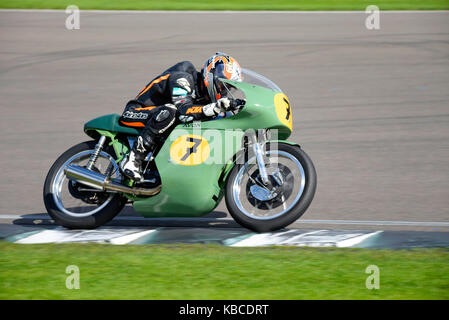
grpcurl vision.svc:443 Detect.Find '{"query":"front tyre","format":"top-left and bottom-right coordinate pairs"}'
top-left (43, 140), bottom-right (127, 229)
top-left (225, 143), bottom-right (317, 233)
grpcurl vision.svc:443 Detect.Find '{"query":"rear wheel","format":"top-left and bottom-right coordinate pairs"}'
top-left (43, 140), bottom-right (127, 229)
top-left (225, 143), bottom-right (317, 233)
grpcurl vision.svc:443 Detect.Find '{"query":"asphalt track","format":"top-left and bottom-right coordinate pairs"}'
top-left (0, 10), bottom-right (449, 236)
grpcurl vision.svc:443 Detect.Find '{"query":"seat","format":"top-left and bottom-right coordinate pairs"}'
top-left (84, 113), bottom-right (141, 136)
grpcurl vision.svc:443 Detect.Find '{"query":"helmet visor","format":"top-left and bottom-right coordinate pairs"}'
top-left (214, 78), bottom-right (227, 98)
top-left (214, 63), bottom-right (228, 80)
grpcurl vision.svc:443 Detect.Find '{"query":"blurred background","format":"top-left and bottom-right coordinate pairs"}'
top-left (0, 10), bottom-right (448, 230)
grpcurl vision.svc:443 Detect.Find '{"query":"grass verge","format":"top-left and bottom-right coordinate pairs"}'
top-left (0, 0), bottom-right (448, 11)
top-left (0, 241), bottom-right (448, 299)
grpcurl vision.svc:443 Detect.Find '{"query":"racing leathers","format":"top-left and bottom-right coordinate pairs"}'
top-left (119, 61), bottom-right (239, 181)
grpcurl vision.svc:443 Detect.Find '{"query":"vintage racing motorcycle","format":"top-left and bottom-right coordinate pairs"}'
top-left (43, 69), bottom-right (317, 232)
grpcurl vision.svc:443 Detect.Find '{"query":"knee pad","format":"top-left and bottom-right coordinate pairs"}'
top-left (148, 105), bottom-right (177, 135)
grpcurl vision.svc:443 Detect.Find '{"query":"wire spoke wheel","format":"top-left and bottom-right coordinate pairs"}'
top-left (225, 143), bottom-right (317, 232)
top-left (44, 140), bottom-right (127, 229)
top-left (52, 150), bottom-right (119, 217)
top-left (233, 150), bottom-right (305, 220)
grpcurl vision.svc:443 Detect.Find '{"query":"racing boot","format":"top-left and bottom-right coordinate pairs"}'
top-left (121, 129), bottom-right (157, 182)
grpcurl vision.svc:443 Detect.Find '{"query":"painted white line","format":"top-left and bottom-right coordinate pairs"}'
top-left (2, 214), bottom-right (449, 227)
top-left (275, 230), bottom-right (324, 245)
top-left (230, 230), bottom-right (382, 247)
top-left (15, 228), bottom-right (63, 244)
top-left (15, 227), bottom-right (155, 244)
top-left (289, 230), bottom-right (382, 247)
top-left (108, 229), bottom-right (155, 245)
top-left (0, 9), bottom-right (448, 14)
top-left (336, 231), bottom-right (382, 247)
top-left (0, 214), bottom-right (50, 220)
top-left (230, 229), bottom-right (308, 247)
top-left (296, 219), bottom-right (449, 227)
top-left (12, 227), bottom-right (380, 247)
top-left (286, 230), bottom-right (375, 247)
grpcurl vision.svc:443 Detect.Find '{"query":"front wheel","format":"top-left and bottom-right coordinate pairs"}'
top-left (43, 140), bottom-right (127, 229)
top-left (225, 143), bottom-right (317, 233)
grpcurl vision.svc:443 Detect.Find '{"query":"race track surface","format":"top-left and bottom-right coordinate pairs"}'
top-left (0, 10), bottom-right (448, 232)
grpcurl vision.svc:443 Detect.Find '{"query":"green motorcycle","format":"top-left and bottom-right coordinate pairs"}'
top-left (43, 69), bottom-right (317, 232)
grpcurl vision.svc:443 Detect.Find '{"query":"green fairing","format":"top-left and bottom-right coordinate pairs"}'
top-left (83, 81), bottom-right (293, 217)
top-left (134, 127), bottom-right (245, 217)
top-left (197, 80), bottom-right (292, 140)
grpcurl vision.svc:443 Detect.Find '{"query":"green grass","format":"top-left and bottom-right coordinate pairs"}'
top-left (0, 0), bottom-right (448, 10)
top-left (0, 242), bottom-right (448, 299)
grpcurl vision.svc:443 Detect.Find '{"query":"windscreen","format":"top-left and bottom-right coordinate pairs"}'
top-left (241, 68), bottom-right (282, 92)
top-left (215, 68), bottom-right (282, 102)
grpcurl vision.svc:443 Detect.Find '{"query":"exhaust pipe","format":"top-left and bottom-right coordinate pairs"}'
top-left (64, 165), bottom-right (161, 197)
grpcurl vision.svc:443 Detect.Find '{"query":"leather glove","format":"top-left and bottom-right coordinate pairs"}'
top-left (216, 97), bottom-right (231, 112)
top-left (202, 98), bottom-right (245, 117)
top-left (202, 102), bottom-right (222, 117)
top-left (202, 97), bottom-right (231, 117)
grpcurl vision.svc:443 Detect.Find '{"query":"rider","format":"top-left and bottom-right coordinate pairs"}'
top-left (119, 52), bottom-right (244, 181)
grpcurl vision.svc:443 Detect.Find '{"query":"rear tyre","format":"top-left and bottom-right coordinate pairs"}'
top-left (225, 143), bottom-right (317, 233)
top-left (43, 140), bottom-right (127, 229)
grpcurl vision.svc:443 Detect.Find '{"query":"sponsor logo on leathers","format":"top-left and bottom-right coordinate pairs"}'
top-left (123, 111), bottom-right (149, 120)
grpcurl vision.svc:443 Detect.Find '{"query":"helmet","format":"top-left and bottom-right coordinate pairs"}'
top-left (202, 52), bottom-right (242, 101)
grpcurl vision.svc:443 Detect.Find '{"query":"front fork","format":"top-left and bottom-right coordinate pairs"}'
top-left (248, 130), bottom-right (284, 189)
top-left (249, 129), bottom-right (281, 187)
top-left (250, 132), bottom-right (270, 185)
